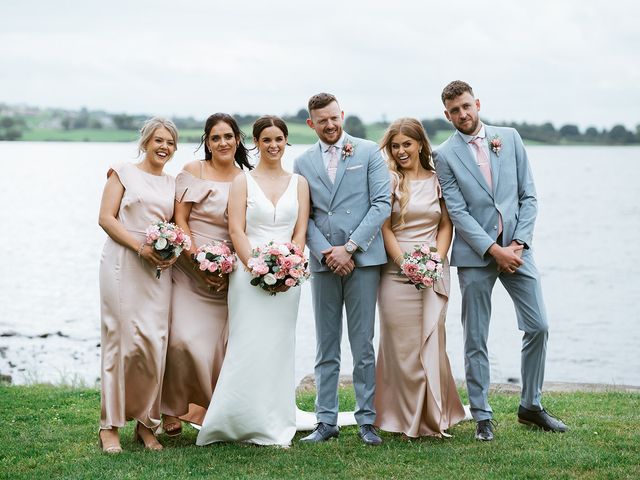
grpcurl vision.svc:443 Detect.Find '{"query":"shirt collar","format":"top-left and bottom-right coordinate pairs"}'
top-left (458, 123), bottom-right (486, 144)
top-left (319, 131), bottom-right (346, 153)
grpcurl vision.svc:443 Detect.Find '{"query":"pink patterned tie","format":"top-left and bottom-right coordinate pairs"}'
top-left (326, 145), bottom-right (338, 183)
top-left (470, 137), bottom-right (502, 236)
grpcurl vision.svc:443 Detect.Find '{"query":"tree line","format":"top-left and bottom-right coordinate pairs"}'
top-left (1, 104), bottom-right (639, 145)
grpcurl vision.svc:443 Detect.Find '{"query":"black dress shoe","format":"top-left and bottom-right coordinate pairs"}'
top-left (475, 419), bottom-right (495, 441)
top-left (358, 424), bottom-right (382, 446)
top-left (518, 406), bottom-right (568, 432)
top-left (299, 422), bottom-right (339, 443)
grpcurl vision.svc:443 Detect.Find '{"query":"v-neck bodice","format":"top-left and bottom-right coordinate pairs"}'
top-left (244, 172), bottom-right (299, 247)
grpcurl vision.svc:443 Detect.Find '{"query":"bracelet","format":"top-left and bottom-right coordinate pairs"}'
top-left (136, 243), bottom-right (145, 257)
top-left (393, 254), bottom-right (404, 264)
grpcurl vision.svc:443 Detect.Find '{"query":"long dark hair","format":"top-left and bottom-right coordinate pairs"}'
top-left (197, 113), bottom-right (252, 170)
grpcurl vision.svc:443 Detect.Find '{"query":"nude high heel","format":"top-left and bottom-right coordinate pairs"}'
top-left (134, 422), bottom-right (163, 451)
top-left (98, 429), bottom-right (122, 454)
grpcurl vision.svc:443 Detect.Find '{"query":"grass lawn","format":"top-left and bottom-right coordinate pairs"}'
top-left (0, 385), bottom-right (638, 479)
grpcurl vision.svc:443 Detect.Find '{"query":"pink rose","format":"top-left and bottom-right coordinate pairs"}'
top-left (402, 262), bottom-right (419, 276)
top-left (199, 260), bottom-right (210, 271)
top-left (420, 244), bottom-right (431, 254)
top-left (431, 252), bottom-right (441, 262)
top-left (289, 268), bottom-right (302, 278)
top-left (221, 259), bottom-right (234, 273)
top-left (425, 260), bottom-right (436, 271)
top-left (285, 278), bottom-right (296, 287)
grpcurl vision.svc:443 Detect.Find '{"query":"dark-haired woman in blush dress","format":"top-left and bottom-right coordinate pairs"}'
top-left (161, 114), bottom-right (252, 436)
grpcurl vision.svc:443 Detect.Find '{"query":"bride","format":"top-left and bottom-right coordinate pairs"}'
top-left (196, 115), bottom-right (310, 447)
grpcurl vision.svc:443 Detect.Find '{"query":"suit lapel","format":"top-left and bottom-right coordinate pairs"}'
top-left (485, 125), bottom-right (500, 193)
top-left (452, 132), bottom-right (493, 197)
top-left (310, 142), bottom-right (333, 192)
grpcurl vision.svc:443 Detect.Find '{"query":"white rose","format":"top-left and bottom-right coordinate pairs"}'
top-left (174, 247), bottom-right (183, 257)
top-left (155, 237), bottom-right (168, 250)
top-left (278, 244), bottom-right (290, 256)
top-left (196, 251), bottom-right (207, 262)
top-left (263, 273), bottom-right (277, 285)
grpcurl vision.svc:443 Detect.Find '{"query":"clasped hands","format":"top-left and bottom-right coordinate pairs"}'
top-left (139, 244), bottom-right (178, 272)
top-left (489, 241), bottom-right (524, 274)
top-left (322, 245), bottom-right (355, 277)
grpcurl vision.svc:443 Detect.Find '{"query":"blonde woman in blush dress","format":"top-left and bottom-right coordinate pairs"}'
top-left (161, 114), bottom-right (252, 436)
top-left (98, 118), bottom-right (179, 453)
top-left (374, 118), bottom-right (466, 438)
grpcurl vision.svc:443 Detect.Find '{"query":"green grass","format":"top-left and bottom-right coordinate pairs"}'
top-left (1, 386), bottom-right (638, 479)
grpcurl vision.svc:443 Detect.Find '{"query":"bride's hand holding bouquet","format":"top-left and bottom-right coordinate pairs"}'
top-left (247, 241), bottom-right (310, 296)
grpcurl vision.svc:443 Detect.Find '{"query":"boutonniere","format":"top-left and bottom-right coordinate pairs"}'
top-left (489, 135), bottom-right (503, 156)
top-left (342, 141), bottom-right (355, 160)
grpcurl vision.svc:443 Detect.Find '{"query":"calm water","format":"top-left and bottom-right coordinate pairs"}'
top-left (1, 142), bottom-right (639, 386)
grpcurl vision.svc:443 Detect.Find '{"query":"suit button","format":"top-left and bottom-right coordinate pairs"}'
top-left (493, 226), bottom-right (498, 230)
top-left (328, 211), bottom-right (333, 216)
top-left (326, 233), bottom-right (330, 237)
top-left (346, 210), bottom-right (351, 214)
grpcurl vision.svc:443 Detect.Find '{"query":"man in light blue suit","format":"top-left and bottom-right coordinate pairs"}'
top-left (294, 93), bottom-right (390, 446)
top-left (434, 81), bottom-right (568, 441)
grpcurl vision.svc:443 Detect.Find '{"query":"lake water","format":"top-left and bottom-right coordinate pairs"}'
top-left (1, 142), bottom-right (639, 387)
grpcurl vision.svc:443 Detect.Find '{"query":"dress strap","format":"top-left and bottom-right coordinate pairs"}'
top-left (199, 160), bottom-right (205, 179)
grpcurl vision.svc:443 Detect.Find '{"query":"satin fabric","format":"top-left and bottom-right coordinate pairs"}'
top-left (99, 163), bottom-right (175, 430)
top-left (375, 172), bottom-right (465, 437)
top-left (161, 168), bottom-right (231, 425)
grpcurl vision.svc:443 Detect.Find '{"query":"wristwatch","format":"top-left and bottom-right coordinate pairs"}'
top-left (514, 239), bottom-right (525, 246)
top-left (345, 240), bottom-right (358, 254)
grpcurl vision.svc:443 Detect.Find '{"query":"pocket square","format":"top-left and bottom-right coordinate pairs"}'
top-left (346, 164), bottom-right (363, 171)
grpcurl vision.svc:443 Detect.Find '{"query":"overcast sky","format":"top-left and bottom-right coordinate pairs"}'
top-left (2, 0), bottom-right (638, 130)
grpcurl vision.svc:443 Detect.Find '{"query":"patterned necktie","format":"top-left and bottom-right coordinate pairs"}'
top-left (470, 137), bottom-right (502, 236)
top-left (326, 145), bottom-right (338, 183)
top-left (470, 137), bottom-right (492, 190)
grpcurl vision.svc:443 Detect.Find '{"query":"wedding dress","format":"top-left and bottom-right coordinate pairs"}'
top-left (197, 172), bottom-right (302, 446)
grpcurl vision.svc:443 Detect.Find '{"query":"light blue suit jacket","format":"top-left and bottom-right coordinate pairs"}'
top-left (294, 134), bottom-right (391, 273)
top-left (433, 125), bottom-right (537, 267)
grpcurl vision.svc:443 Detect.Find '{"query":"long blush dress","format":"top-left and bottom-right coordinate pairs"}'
top-left (374, 172), bottom-right (465, 437)
top-left (99, 163), bottom-right (175, 430)
top-left (197, 173), bottom-right (300, 447)
top-left (162, 166), bottom-right (232, 425)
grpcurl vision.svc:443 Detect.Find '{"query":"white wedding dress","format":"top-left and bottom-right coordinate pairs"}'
top-left (197, 172), bottom-right (302, 447)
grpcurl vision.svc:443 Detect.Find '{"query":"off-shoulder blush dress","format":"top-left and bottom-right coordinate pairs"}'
top-left (162, 167), bottom-right (232, 425)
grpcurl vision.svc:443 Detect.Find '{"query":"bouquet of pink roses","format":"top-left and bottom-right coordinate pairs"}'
top-left (399, 244), bottom-right (444, 290)
top-left (145, 221), bottom-right (192, 278)
top-left (193, 241), bottom-right (236, 278)
top-left (247, 241), bottom-right (310, 295)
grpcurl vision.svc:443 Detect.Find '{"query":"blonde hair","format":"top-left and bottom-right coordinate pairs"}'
top-left (137, 117), bottom-right (179, 157)
top-left (380, 118), bottom-right (434, 228)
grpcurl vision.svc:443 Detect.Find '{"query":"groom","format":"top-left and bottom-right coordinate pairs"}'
top-left (294, 93), bottom-right (390, 446)
top-left (433, 80), bottom-right (568, 441)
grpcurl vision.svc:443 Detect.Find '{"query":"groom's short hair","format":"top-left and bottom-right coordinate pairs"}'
top-left (441, 81), bottom-right (474, 104)
top-left (308, 93), bottom-right (338, 113)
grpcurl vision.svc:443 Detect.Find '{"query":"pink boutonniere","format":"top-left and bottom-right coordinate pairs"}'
top-left (489, 135), bottom-right (503, 156)
top-left (342, 141), bottom-right (355, 160)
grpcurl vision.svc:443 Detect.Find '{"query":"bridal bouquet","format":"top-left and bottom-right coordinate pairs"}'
top-left (247, 241), bottom-right (310, 295)
top-left (193, 241), bottom-right (236, 277)
top-left (399, 244), bottom-right (444, 290)
top-left (145, 221), bottom-right (191, 278)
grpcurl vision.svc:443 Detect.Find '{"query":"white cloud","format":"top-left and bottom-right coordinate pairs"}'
top-left (1, 0), bottom-right (638, 129)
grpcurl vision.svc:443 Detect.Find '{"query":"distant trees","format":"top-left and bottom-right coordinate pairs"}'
top-left (344, 115), bottom-right (366, 138)
top-left (0, 116), bottom-right (25, 140)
